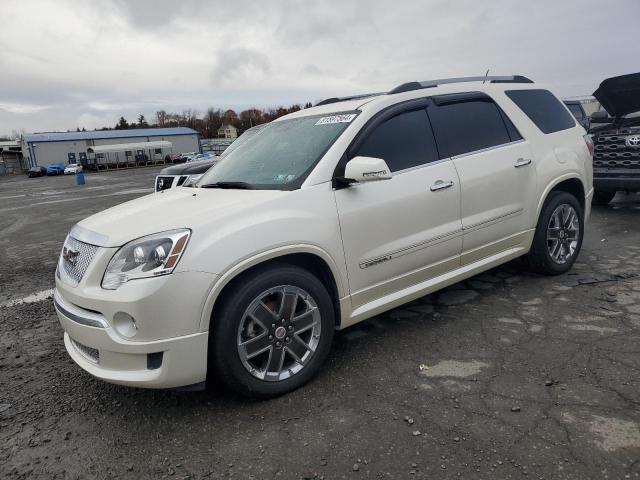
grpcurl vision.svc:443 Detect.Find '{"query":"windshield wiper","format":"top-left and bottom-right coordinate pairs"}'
top-left (199, 181), bottom-right (254, 189)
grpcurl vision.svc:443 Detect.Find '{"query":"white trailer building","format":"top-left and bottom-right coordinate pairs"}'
top-left (21, 127), bottom-right (200, 169)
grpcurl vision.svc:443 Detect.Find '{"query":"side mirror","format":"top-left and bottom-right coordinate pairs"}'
top-left (590, 111), bottom-right (610, 123)
top-left (343, 156), bottom-right (392, 184)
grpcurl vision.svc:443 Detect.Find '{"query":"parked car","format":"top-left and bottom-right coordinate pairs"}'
top-left (179, 152), bottom-right (200, 162)
top-left (46, 163), bottom-right (65, 175)
top-left (563, 100), bottom-right (590, 130)
top-left (54, 75), bottom-right (592, 397)
top-left (164, 153), bottom-right (185, 163)
top-left (187, 153), bottom-right (215, 162)
top-left (27, 166), bottom-right (47, 178)
top-left (588, 72), bottom-right (640, 205)
top-left (155, 158), bottom-right (218, 191)
top-left (155, 127), bottom-right (262, 192)
top-left (64, 164), bottom-right (83, 175)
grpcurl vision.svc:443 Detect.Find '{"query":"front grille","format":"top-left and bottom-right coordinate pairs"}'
top-left (71, 338), bottom-right (99, 364)
top-left (593, 126), bottom-right (640, 169)
top-left (156, 175), bottom-right (175, 191)
top-left (176, 175), bottom-right (189, 186)
top-left (59, 236), bottom-right (99, 287)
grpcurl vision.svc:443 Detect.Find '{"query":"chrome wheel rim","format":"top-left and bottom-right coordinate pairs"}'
top-left (237, 285), bottom-right (322, 382)
top-left (547, 204), bottom-right (580, 265)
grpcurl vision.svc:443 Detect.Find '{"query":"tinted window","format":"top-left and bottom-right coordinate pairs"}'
top-left (499, 108), bottom-right (523, 141)
top-left (566, 103), bottom-right (584, 120)
top-left (506, 89), bottom-right (576, 134)
top-left (428, 100), bottom-right (511, 157)
top-left (355, 109), bottom-right (438, 172)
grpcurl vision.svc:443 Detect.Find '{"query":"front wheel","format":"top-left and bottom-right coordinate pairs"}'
top-left (210, 264), bottom-right (335, 398)
top-left (524, 191), bottom-right (584, 275)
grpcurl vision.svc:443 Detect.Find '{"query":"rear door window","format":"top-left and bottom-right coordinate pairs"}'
top-left (506, 89), bottom-right (576, 134)
top-left (355, 109), bottom-right (439, 172)
top-left (428, 99), bottom-right (512, 157)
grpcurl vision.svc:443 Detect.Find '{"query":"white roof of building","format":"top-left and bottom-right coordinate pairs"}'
top-left (87, 140), bottom-right (172, 153)
top-left (24, 127), bottom-right (197, 143)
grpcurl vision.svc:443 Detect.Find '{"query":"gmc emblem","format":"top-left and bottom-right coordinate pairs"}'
top-left (62, 246), bottom-right (79, 266)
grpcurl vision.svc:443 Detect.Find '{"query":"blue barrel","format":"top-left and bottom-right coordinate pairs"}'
top-left (76, 171), bottom-right (86, 185)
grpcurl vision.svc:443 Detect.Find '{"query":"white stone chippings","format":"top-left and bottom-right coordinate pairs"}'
top-left (0, 289), bottom-right (55, 307)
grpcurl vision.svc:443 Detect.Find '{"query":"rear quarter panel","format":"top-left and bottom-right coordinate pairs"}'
top-left (493, 88), bottom-right (592, 225)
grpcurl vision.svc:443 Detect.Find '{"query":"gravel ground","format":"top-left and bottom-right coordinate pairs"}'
top-left (1, 169), bottom-right (639, 479)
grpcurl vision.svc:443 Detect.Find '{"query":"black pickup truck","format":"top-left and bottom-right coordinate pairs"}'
top-left (590, 72), bottom-right (640, 205)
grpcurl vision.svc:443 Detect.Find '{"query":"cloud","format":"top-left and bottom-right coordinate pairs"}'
top-left (211, 47), bottom-right (272, 87)
top-left (0, 0), bottom-right (639, 134)
top-left (0, 103), bottom-right (51, 114)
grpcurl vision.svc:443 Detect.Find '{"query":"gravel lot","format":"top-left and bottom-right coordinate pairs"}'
top-left (1, 168), bottom-right (639, 479)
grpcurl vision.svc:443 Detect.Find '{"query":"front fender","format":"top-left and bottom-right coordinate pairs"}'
top-left (197, 243), bottom-right (346, 332)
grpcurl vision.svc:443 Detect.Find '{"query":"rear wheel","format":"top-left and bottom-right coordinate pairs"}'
top-left (524, 191), bottom-right (584, 275)
top-left (210, 264), bottom-right (335, 398)
top-left (592, 190), bottom-right (616, 206)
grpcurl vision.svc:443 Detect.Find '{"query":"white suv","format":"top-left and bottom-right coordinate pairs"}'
top-left (54, 76), bottom-right (593, 397)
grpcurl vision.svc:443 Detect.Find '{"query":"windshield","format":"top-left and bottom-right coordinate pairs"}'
top-left (197, 112), bottom-right (357, 190)
top-left (217, 125), bottom-right (264, 158)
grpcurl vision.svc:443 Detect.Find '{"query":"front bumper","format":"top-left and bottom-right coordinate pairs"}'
top-left (594, 175), bottom-right (640, 192)
top-left (54, 267), bottom-right (218, 389)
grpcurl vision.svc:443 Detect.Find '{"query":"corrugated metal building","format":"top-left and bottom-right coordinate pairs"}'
top-left (21, 127), bottom-right (200, 168)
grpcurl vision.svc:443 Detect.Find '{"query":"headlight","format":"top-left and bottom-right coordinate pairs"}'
top-left (102, 229), bottom-right (191, 290)
top-left (182, 174), bottom-right (203, 187)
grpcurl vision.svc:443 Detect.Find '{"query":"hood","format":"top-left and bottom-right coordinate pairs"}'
top-left (160, 159), bottom-right (216, 175)
top-left (593, 72), bottom-right (640, 117)
top-left (75, 187), bottom-right (288, 247)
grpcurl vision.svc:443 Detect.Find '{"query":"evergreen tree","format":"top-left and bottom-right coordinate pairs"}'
top-left (115, 117), bottom-right (129, 130)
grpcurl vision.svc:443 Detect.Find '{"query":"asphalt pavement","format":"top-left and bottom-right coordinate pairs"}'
top-left (1, 168), bottom-right (639, 479)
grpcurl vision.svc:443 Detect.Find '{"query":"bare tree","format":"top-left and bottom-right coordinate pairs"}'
top-left (155, 110), bottom-right (168, 128)
top-left (203, 108), bottom-right (222, 138)
top-left (11, 129), bottom-right (26, 141)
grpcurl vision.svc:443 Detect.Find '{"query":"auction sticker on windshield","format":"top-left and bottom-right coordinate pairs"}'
top-left (315, 114), bottom-right (357, 125)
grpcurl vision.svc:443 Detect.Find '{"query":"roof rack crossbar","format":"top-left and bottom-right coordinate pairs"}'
top-left (388, 75), bottom-right (533, 94)
top-left (315, 92), bottom-right (384, 106)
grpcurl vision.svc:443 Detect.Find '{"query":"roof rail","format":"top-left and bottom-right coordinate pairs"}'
top-left (315, 92), bottom-right (384, 106)
top-left (388, 75), bottom-right (533, 94)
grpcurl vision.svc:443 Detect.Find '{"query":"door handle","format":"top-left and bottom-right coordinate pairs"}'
top-left (514, 158), bottom-right (532, 168)
top-left (430, 180), bottom-right (454, 192)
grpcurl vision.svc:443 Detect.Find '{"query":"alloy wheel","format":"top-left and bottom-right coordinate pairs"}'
top-left (546, 204), bottom-right (580, 265)
top-left (237, 285), bottom-right (322, 382)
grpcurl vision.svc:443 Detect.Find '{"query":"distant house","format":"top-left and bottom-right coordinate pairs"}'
top-left (217, 124), bottom-right (238, 140)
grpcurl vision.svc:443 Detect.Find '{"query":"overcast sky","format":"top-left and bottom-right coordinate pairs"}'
top-left (1, 0), bottom-right (639, 135)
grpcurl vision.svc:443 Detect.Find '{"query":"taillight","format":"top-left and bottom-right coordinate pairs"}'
top-left (583, 134), bottom-right (594, 156)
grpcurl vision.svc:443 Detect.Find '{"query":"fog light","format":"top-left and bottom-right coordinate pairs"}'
top-left (113, 312), bottom-right (138, 338)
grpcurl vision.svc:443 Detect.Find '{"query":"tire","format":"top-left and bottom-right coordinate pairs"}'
top-left (524, 191), bottom-right (584, 275)
top-left (592, 190), bottom-right (616, 206)
top-left (209, 264), bottom-right (335, 398)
